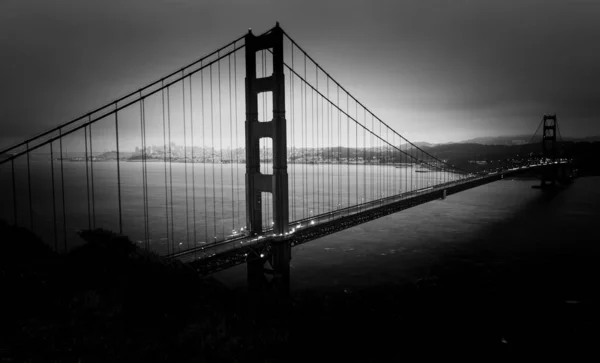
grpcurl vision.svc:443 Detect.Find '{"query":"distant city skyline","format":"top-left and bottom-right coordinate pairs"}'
top-left (3, 131), bottom-right (598, 157)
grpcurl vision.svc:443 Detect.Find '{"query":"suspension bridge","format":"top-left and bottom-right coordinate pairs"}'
top-left (0, 23), bottom-right (574, 294)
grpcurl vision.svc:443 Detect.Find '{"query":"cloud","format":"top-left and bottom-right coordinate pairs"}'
top-left (1, 0), bottom-right (598, 150)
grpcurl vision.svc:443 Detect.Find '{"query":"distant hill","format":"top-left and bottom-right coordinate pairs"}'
top-left (413, 141), bottom-right (437, 148)
top-left (418, 139), bottom-right (600, 174)
top-left (575, 136), bottom-right (600, 142)
top-left (457, 135), bottom-right (600, 146)
top-left (457, 136), bottom-right (534, 146)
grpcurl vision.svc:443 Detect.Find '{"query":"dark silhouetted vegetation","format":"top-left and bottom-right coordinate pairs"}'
top-left (2, 202), bottom-right (599, 362)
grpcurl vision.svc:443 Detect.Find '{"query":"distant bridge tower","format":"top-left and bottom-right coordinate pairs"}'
top-left (539, 114), bottom-right (572, 186)
top-left (542, 114), bottom-right (557, 161)
top-left (244, 23), bottom-right (291, 297)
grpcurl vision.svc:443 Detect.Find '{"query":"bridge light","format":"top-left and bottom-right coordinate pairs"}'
top-left (311, 220), bottom-right (315, 225)
top-left (260, 253), bottom-right (265, 258)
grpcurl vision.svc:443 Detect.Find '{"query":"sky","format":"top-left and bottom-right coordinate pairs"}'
top-left (1, 0), bottom-right (599, 150)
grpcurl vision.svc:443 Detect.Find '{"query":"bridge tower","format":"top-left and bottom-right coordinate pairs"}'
top-left (539, 114), bottom-right (572, 186)
top-left (540, 114), bottom-right (558, 187)
top-left (542, 114), bottom-right (557, 162)
top-left (244, 23), bottom-right (291, 297)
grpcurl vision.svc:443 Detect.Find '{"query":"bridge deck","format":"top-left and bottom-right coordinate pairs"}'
top-left (171, 162), bottom-right (568, 276)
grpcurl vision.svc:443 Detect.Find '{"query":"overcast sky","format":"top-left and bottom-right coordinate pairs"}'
top-left (1, 0), bottom-right (599, 148)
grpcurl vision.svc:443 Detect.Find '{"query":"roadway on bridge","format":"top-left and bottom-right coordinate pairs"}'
top-left (171, 161), bottom-right (561, 267)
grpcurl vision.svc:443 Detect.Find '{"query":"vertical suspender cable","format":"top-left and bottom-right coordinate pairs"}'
top-left (308, 71), bottom-right (312, 218)
top-left (50, 144), bottom-right (57, 250)
top-left (290, 43), bottom-right (297, 221)
top-left (379, 119), bottom-right (381, 204)
top-left (218, 53), bottom-right (225, 239)
top-left (89, 123), bottom-right (96, 228)
top-left (210, 63), bottom-right (217, 241)
top-left (161, 82), bottom-right (170, 254)
top-left (190, 75), bottom-right (197, 255)
top-left (311, 71), bottom-right (315, 218)
top-left (11, 159), bottom-right (17, 226)
top-left (403, 138), bottom-right (406, 198)
top-left (182, 71), bottom-right (190, 250)
top-left (337, 85), bottom-right (340, 211)
top-left (383, 125), bottom-right (386, 199)
top-left (302, 54), bottom-right (306, 219)
top-left (143, 97), bottom-right (150, 250)
top-left (313, 67), bottom-right (321, 215)
top-left (386, 126), bottom-right (389, 198)
top-left (321, 71), bottom-right (325, 216)
top-left (59, 129), bottom-right (67, 251)
top-left (321, 72), bottom-right (325, 216)
top-left (84, 125), bottom-right (91, 229)
top-left (140, 97), bottom-right (148, 249)
top-left (394, 133), bottom-right (397, 194)
top-left (380, 120), bottom-right (383, 203)
top-left (327, 77), bottom-right (331, 219)
top-left (369, 115), bottom-right (377, 201)
top-left (115, 106), bottom-right (123, 235)
top-left (410, 144), bottom-right (413, 193)
top-left (27, 143), bottom-right (33, 229)
top-left (234, 49), bottom-right (240, 231)
top-left (229, 55), bottom-right (234, 234)
top-left (167, 86), bottom-right (175, 251)
top-left (371, 114), bottom-right (374, 203)
top-left (346, 93), bottom-right (349, 215)
top-left (202, 67), bottom-right (208, 248)
top-left (363, 109), bottom-right (366, 208)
